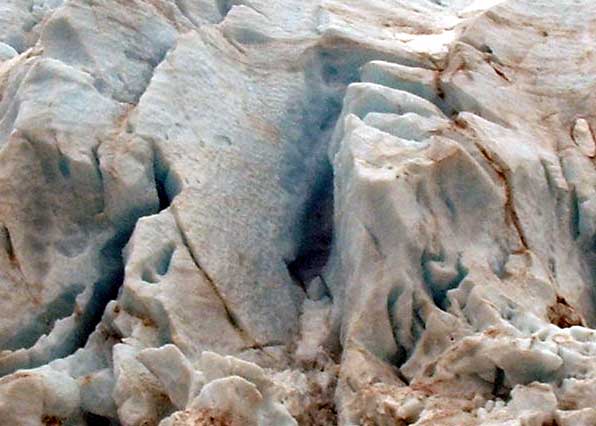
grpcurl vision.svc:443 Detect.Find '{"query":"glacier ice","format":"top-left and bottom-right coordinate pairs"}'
top-left (0, 0), bottom-right (595, 425)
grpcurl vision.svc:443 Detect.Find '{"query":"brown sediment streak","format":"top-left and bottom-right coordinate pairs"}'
top-left (170, 205), bottom-right (258, 347)
top-left (473, 141), bottom-right (529, 249)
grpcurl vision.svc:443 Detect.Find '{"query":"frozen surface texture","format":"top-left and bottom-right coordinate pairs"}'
top-left (0, 0), bottom-right (595, 425)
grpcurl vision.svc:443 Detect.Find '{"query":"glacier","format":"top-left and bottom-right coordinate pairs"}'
top-left (0, 0), bottom-right (595, 425)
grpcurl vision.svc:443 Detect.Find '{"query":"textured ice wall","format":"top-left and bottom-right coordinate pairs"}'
top-left (0, 0), bottom-right (595, 425)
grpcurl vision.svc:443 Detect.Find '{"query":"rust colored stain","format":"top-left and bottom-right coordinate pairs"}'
top-left (547, 295), bottom-right (584, 328)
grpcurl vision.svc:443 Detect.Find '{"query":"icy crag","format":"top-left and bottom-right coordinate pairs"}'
top-left (0, 0), bottom-right (595, 425)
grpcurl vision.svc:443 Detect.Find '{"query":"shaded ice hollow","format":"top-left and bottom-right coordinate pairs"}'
top-left (0, 0), bottom-right (595, 425)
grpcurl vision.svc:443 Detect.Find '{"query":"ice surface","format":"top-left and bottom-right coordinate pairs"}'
top-left (0, 0), bottom-right (595, 425)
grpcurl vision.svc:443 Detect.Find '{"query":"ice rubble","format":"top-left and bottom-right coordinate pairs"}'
top-left (0, 0), bottom-right (595, 425)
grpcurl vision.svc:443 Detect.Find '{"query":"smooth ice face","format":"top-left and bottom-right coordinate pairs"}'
top-left (0, 0), bottom-right (595, 425)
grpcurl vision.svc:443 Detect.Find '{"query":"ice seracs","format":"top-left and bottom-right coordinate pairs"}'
top-left (0, 0), bottom-right (595, 425)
